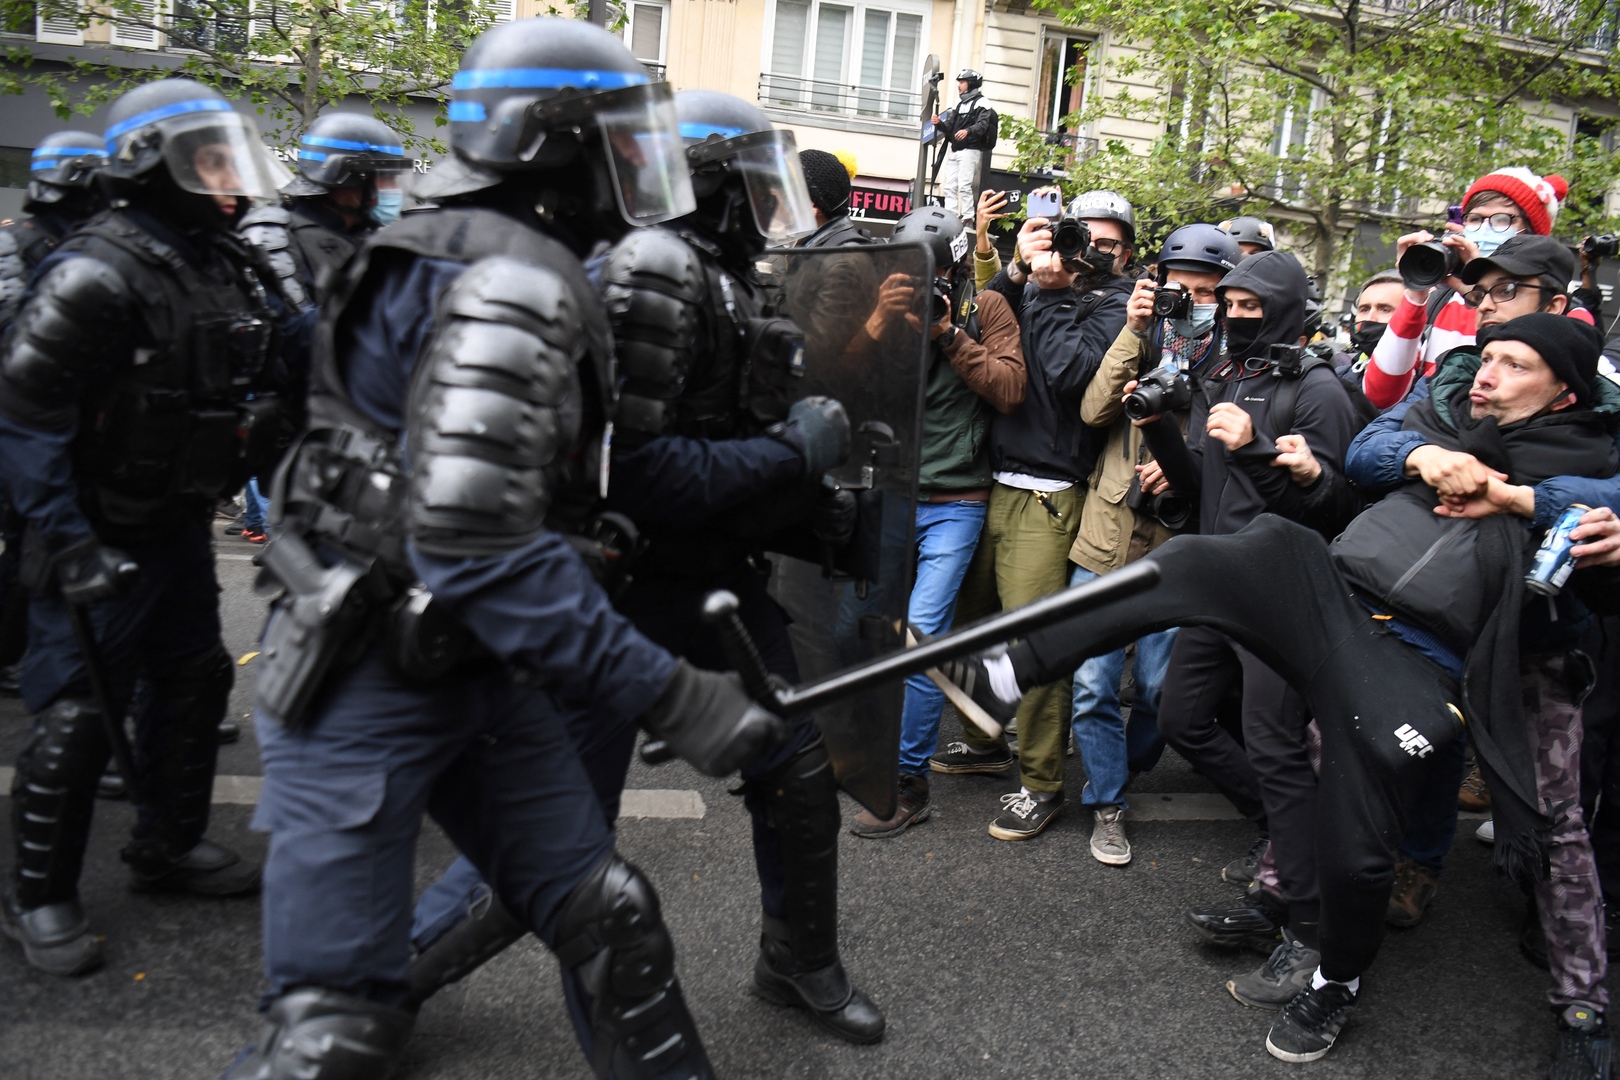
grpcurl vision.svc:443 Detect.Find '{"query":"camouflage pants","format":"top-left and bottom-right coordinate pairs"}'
top-left (1525, 652), bottom-right (1608, 1010)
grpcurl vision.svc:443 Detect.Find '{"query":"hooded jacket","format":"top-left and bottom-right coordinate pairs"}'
top-left (1143, 249), bottom-right (1361, 537)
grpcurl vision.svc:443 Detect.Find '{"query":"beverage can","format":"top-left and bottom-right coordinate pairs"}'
top-left (1525, 504), bottom-right (1591, 597)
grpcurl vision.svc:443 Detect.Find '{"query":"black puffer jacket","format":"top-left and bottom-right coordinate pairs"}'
top-left (939, 90), bottom-right (998, 152)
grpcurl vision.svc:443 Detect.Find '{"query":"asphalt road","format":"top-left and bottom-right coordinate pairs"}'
top-left (0, 531), bottom-right (1595, 1079)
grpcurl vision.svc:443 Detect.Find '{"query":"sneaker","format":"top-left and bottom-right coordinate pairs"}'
top-left (935, 648), bottom-right (1021, 725)
top-left (850, 774), bottom-right (932, 838)
top-left (1228, 931), bottom-right (1322, 1009)
top-left (1477, 818), bottom-right (1496, 844)
top-left (1458, 761), bottom-right (1492, 812)
top-left (1265, 980), bottom-right (1359, 1063)
top-left (1549, 1003), bottom-right (1612, 1080)
top-left (929, 740), bottom-right (1013, 776)
top-left (1089, 806), bottom-right (1131, 866)
top-left (242, 527), bottom-right (268, 544)
top-left (1386, 857), bottom-right (1439, 929)
top-left (987, 788), bottom-right (1063, 841)
top-left (1223, 835), bottom-right (1270, 885)
top-left (1186, 884), bottom-right (1286, 953)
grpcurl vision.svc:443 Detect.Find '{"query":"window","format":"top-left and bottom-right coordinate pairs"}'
top-left (762, 0), bottom-right (925, 121)
top-left (1267, 89), bottom-right (1318, 203)
top-left (36, 3), bottom-right (85, 44)
top-left (1035, 33), bottom-right (1089, 136)
top-left (621, 0), bottom-right (667, 77)
top-left (109, 0), bottom-right (169, 48)
top-left (170, 0), bottom-right (248, 52)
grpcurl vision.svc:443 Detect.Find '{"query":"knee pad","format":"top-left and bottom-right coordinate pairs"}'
top-left (223, 988), bottom-right (415, 1080)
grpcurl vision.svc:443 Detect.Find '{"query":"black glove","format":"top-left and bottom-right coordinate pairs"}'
top-left (811, 474), bottom-right (857, 547)
top-left (638, 660), bottom-right (789, 777)
top-left (770, 396), bottom-right (852, 476)
top-left (54, 539), bottom-right (139, 606)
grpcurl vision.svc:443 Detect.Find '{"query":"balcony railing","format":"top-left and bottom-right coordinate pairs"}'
top-left (641, 61), bottom-right (665, 81)
top-left (759, 73), bottom-right (921, 124)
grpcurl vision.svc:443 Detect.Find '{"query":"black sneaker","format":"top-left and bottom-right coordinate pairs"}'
top-left (1223, 835), bottom-right (1270, 885)
top-left (987, 788), bottom-right (1063, 841)
top-left (1186, 884), bottom-right (1286, 953)
top-left (929, 740), bottom-right (1013, 776)
top-left (1265, 980), bottom-right (1359, 1063)
top-left (935, 648), bottom-right (1021, 725)
top-left (1549, 1003), bottom-right (1612, 1080)
top-left (1228, 930), bottom-right (1321, 1009)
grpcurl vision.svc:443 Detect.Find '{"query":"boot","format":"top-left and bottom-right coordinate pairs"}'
top-left (407, 890), bottom-right (527, 1008)
top-left (1, 888), bottom-right (103, 976)
top-left (223, 987), bottom-right (415, 1080)
top-left (123, 838), bottom-right (261, 896)
top-left (849, 773), bottom-right (930, 838)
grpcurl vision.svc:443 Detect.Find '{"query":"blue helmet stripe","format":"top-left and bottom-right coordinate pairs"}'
top-left (31, 159), bottom-right (60, 171)
top-left (448, 101), bottom-right (487, 122)
top-left (302, 134), bottom-right (405, 156)
top-left (298, 150), bottom-right (329, 162)
top-left (32, 146), bottom-right (106, 158)
top-left (679, 122), bottom-right (747, 140)
top-left (451, 67), bottom-right (649, 91)
top-left (104, 98), bottom-right (233, 150)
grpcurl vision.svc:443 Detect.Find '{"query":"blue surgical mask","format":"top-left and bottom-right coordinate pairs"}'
top-left (1169, 302), bottom-right (1217, 340)
top-left (370, 187), bottom-right (403, 226)
top-left (1462, 223), bottom-right (1514, 258)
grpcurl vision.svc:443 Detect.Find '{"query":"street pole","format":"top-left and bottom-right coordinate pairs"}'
top-left (589, 0), bottom-right (607, 26)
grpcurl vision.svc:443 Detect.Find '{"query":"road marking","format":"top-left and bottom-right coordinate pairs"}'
top-left (215, 553), bottom-right (257, 561)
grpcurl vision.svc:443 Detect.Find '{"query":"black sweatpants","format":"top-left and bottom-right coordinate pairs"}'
top-left (1014, 515), bottom-right (1463, 982)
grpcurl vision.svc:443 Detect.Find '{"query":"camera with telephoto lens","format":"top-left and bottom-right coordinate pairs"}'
top-left (1123, 366), bottom-right (1193, 422)
top-left (931, 281), bottom-right (953, 323)
top-left (1583, 234), bottom-right (1620, 258)
top-left (1398, 238), bottom-right (1463, 290)
top-left (1050, 215), bottom-right (1093, 263)
top-left (1153, 284), bottom-right (1193, 321)
top-left (1125, 472), bottom-right (1191, 531)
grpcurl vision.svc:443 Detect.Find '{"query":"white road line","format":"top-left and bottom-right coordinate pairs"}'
top-left (215, 553), bottom-right (257, 561)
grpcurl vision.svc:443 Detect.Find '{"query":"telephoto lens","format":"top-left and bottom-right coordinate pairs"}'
top-left (1398, 239), bottom-right (1462, 290)
top-left (1052, 216), bottom-right (1091, 261)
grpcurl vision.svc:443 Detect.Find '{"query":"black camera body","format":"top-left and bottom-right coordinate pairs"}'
top-left (1123, 366), bottom-right (1193, 422)
top-left (1583, 234), bottom-right (1619, 258)
top-left (931, 282), bottom-right (953, 323)
top-left (1264, 342), bottom-right (1306, 377)
top-left (1049, 215), bottom-right (1093, 263)
top-left (1125, 473), bottom-right (1191, 532)
top-left (1153, 284), bottom-right (1193, 321)
top-left (1398, 238), bottom-right (1463, 289)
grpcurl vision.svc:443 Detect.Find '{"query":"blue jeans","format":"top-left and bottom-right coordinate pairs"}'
top-left (1068, 564), bottom-right (1175, 809)
top-left (242, 477), bottom-right (270, 532)
top-left (897, 500), bottom-right (988, 775)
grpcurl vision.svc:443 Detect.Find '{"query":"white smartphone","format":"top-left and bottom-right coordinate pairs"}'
top-left (1026, 187), bottom-right (1062, 220)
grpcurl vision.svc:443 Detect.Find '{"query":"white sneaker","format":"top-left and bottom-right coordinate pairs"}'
top-left (1089, 806), bottom-right (1131, 866)
top-left (1475, 818), bottom-right (1495, 844)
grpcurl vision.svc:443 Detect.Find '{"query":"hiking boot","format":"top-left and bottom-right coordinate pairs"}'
top-left (935, 648), bottom-right (1021, 725)
top-left (1089, 806), bottom-right (1131, 866)
top-left (1265, 980), bottom-right (1359, 1063)
top-left (123, 838), bottom-right (262, 896)
top-left (987, 788), bottom-right (1063, 841)
top-left (1223, 835), bottom-right (1270, 885)
top-left (1186, 884), bottom-right (1287, 953)
top-left (1229, 930), bottom-right (1321, 1009)
top-left (1, 891), bottom-right (104, 976)
top-left (929, 740), bottom-right (1013, 776)
top-left (850, 774), bottom-right (932, 839)
top-left (1386, 857), bottom-right (1439, 929)
top-left (1549, 1003), bottom-right (1612, 1080)
top-left (1458, 761), bottom-right (1492, 812)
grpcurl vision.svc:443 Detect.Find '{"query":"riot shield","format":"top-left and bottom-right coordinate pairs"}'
top-left (759, 241), bottom-right (932, 819)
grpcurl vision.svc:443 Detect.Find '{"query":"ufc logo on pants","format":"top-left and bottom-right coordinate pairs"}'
top-left (1394, 724), bottom-right (1434, 758)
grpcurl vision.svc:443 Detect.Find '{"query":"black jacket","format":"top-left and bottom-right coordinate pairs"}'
top-left (939, 91), bottom-right (998, 153)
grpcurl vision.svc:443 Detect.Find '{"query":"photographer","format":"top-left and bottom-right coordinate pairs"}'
top-left (1065, 223), bottom-right (1240, 866)
top-left (934, 190), bottom-right (1135, 842)
top-left (1366, 166), bottom-right (1568, 409)
top-left (850, 206), bottom-right (1026, 839)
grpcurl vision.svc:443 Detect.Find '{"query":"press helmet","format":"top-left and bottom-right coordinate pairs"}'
top-left (284, 112), bottom-right (408, 196)
top-left (891, 204), bottom-right (971, 274)
top-left (1156, 223), bottom-right (1241, 278)
top-left (1217, 215), bottom-right (1276, 252)
top-left (27, 131), bottom-right (107, 208)
top-left (1068, 189), bottom-right (1136, 247)
top-left (675, 90), bottom-right (816, 245)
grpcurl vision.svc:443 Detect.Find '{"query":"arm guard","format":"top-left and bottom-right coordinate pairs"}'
top-left (239, 206), bottom-right (312, 311)
top-left (599, 227), bottom-right (706, 444)
top-left (405, 255), bottom-right (586, 556)
top-left (0, 254), bottom-right (135, 430)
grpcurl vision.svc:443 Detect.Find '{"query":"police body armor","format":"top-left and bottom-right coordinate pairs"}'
top-left (0, 215), bottom-right (72, 320)
top-left (257, 206), bottom-right (617, 727)
top-left (239, 204), bottom-right (360, 309)
top-left (41, 211), bottom-right (279, 536)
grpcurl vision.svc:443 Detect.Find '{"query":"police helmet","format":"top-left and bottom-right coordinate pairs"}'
top-left (102, 79), bottom-right (288, 201)
top-left (676, 90), bottom-right (815, 244)
top-left (891, 205), bottom-right (971, 274)
top-left (1068, 189), bottom-right (1136, 247)
top-left (1157, 223), bottom-right (1241, 278)
top-left (28, 131), bottom-right (107, 206)
top-left (957, 69), bottom-right (984, 90)
top-left (446, 18), bottom-right (694, 225)
top-left (284, 112), bottom-right (407, 197)
top-left (1217, 215), bottom-right (1276, 252)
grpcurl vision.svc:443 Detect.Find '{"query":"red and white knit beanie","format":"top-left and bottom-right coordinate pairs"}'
top-left (1463, 167), bottom-right (1568, 236)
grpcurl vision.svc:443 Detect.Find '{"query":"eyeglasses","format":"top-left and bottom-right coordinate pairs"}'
top-left (1462, 211), bottom-right (1523, 232)
top-left (1090, 237), bottom-right (1124, 255)
top-left (1462, 281), bottom-right (1548, 307)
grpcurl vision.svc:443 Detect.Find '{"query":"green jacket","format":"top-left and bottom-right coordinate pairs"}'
top-left (916, 288), bottom-right (1027, 493)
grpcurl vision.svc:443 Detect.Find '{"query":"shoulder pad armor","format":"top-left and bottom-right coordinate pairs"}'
top-left (405, 255), bottom-right (587, 556)
top-left (0, 253), bottom-right (135, 430)
top-left (600, 228), bottom-right (706, 440)
top-left (0, 226), bottom-right (27, 311)
top-left (239, 209), bottom-right (311, 310)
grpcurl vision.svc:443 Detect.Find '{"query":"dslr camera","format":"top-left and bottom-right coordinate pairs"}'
top-left (1050, 215), bottom-right (1092, 263)
top-left (1123, 366), bottom-right (1193, 422)
top-left (1583, 234), bottom-right (1619, 258)
top-left (1153, 283), bottom-right (1192, 321)
top-left (1398, 236), bottom-right (1463, 290)
top-left (1125, 473), bottom-right (1191, 532)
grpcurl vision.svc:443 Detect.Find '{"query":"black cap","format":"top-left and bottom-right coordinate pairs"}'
top-left (1478, 311), bottom-right (1602, 405)
top-left (1460, 233), bottom-right (1575, 287)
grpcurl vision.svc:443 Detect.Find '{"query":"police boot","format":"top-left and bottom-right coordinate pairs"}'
top-left (222, 988), bottom-right (415, 1080)
top-left (407, 890), bottom-right (528, 1007)
top-left (7, 697), bottom-right (108, 975)
top-left (750, 738), bottom-right (885, 1044)
top-left (556, 853), bottom-right (716, 1080)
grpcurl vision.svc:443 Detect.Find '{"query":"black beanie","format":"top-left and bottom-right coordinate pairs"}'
top-left (799, 149), bottom-right (850, 215)
top-left (1478, 312), bottom-right (1602, 405)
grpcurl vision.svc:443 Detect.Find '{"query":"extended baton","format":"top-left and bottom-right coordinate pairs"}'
top-left (64, 600), bottom-right (145, 803)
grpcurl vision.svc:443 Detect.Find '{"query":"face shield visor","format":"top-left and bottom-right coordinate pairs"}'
top-left (159, 110), bottom-right (290, 200)
top-left (687, 128), bottom-right (817, 243)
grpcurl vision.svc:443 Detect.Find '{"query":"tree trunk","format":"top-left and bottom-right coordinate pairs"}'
top-left (299, 7), bottom-right (325, 134)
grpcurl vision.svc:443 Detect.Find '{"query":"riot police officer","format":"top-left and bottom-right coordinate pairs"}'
top-left (227, 22), bottom-right (787, 1080)
top-left (0, 79), bottom-right (296, 976)
top-left (239, 111), bottom-right (408, 307)
top-left (408, 89), bottom-right (884, 1046)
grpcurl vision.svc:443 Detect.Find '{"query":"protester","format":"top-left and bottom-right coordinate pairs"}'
top-left (798, 148), bottom-right (875, 249)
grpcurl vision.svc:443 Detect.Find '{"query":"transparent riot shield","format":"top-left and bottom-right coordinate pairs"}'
top-left (759, 241), bottom-right (932, 819)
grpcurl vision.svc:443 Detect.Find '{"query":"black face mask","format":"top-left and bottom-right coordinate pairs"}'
top-left (1224, 317), bottom-right (1264, 360)
top-left (1351, 320), bottom-right (1385, 357)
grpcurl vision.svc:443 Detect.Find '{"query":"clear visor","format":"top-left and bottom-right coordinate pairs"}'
top-left (596, 85), bottom-right (697, 226)
top-left (731, 131), bottom-right (817, 243)
top-left (162, 112), bottom-right (289, 200)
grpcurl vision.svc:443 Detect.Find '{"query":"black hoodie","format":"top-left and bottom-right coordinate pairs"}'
top-left (1144, 249), bottom-right (1360, 536)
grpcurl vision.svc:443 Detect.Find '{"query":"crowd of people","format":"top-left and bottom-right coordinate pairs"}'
top-left (1, 15), bottom-right (1620, 1080)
